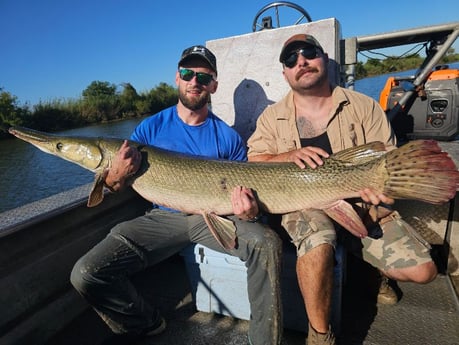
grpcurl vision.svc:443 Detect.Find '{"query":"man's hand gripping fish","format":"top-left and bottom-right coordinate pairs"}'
top-left (9, 126), bottom-right (459, 250)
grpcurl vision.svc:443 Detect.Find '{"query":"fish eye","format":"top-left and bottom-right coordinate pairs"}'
top-left (56, 142), bottom-right (63, 151)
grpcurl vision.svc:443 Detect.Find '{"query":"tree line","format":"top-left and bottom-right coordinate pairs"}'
top-left (355, 49), bottom-right (459, 78)
top-left (1, 50), bottom-right (458, 139)
top-left (0, 81), bottom-right (178, 138)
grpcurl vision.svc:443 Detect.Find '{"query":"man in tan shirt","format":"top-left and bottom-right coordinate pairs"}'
top-left (247, 34), bottom-right (437, 345)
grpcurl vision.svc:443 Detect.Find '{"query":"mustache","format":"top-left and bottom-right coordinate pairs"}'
top-left (187, 87), bottom-right (204, 94)
top-left (295, 67), bottom-right (318, 80)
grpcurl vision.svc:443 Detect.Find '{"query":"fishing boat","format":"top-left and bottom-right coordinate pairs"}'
top-left (1, 2), bottom-right (458, 344)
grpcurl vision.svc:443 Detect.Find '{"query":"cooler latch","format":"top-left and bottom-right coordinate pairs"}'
top-left (199, 247), bottom-right (205, 263)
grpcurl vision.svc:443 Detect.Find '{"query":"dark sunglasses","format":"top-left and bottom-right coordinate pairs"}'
top-left (283, 47), bottom-right (321, 68)
top-left (179, 68), bottom-right (215, 86)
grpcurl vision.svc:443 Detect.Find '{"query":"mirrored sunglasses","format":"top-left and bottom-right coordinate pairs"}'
top-left (283, 47), bottom-right (321, 68)
top-left (179, 68), bottom-right (214, 86)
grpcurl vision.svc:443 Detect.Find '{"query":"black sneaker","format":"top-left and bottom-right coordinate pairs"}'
top-left (144, 316), bottom-right (167, 336)
top-left (101, 317), bottom-right (166, 345)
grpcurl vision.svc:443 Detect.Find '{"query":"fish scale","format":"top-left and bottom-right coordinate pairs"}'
top-left (133, 147), bottom-right (386, 215)
top-left (8, 126), bottom-right (459, 248)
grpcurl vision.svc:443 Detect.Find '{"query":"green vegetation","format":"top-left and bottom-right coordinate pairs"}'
top-left (0, 81), bottom-right (177, 138)
top-left (355, 48), bottom-right (459, 79)
top-left (2, 48), bottom-right (458, 139)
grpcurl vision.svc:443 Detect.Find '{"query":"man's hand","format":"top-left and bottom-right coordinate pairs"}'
top-left (359, 188), bottom-right (394, 206)
top-left (286, 146), bottom-right (329, 169)
top-left (231, 186), bottom-right (260, 221)
top-left (359, 188), bottom-right (394, 224)
top-left (104, 140), bottom-right (142, 191)
top-left (248, 146), bottom-right (328, 169)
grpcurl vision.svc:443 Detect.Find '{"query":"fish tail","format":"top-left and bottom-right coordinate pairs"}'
top-left (383, 140), bottom-right (459, 204)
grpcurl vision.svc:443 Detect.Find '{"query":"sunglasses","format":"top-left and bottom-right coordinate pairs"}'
top-left (179, 68), bottom-right (215, 86)
top-left (283, 47), bottom-right (321, 68)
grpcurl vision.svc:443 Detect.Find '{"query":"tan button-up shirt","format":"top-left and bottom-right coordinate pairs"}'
top-left (247, 85), bottom-right (397, 156)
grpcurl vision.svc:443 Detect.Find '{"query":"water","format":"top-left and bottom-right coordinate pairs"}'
top-left (2, 63), bottom-right (458, 213)
top-left (354, 62), bottom-right (459, 100)
top-left (0, 118), bottom-right (143, 213)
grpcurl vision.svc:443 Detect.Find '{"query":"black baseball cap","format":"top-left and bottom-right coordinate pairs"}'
top-left (178, 45), bottom-right (217, 75)
top-left (279, 34), bottom-right (324, 63)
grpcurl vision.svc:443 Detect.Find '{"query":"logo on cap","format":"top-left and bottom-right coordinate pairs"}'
top-left (178, 45), bottom-right (217, 74)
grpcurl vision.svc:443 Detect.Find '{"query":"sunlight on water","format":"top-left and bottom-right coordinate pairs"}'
top-left (1, 118), bottom-right (143, 213)
top-left (355, 62), bottom-right (459, 101)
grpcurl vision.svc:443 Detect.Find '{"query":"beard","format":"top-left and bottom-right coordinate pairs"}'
top-left (178, 87), bottom-right (210, 111)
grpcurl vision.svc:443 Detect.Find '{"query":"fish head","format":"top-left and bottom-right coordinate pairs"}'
top-left (8, 126), bottom-right (114, 171)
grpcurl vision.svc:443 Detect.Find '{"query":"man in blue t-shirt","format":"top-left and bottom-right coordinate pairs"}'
top-left (71, 45), bottom-right (282, 345)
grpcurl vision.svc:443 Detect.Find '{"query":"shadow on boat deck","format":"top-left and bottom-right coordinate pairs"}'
top-left (46, 252), bottom-right (459, 345)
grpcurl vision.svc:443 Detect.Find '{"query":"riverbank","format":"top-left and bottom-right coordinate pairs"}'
top-left (356, 56), bottom-right (459, 79)
top-left (3, 60), bottom-right (459, 214)
top-left (0, 82), bottom-right (177, 139)
top-left (0, 114), bottom-right (147, 140)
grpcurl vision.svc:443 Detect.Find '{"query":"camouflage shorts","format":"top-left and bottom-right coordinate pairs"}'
top-left (281, 209), bottom-right (432, 270)
top-left (281, 209), bottom-right (336, 257)
top-left (360, 211), bottom-right (432, 270)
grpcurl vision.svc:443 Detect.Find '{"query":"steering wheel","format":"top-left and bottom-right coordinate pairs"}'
top-left (252, 1), bottom-right (312, 32)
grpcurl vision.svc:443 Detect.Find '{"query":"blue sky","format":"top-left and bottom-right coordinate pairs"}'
top-left (1, 0), bottom-right (458, 106)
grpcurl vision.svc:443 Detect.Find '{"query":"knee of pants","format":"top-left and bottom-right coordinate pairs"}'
top-left (250, 227), bottom-right (283, 251)
top-left (236, 225), bottom-right (283, 260)
top-left (70, 254), bottom-right (103, 295)
top-left (70, 256), bottom-right (88, 294)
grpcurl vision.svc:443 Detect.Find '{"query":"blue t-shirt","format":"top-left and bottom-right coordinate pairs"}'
top-left (130, 105), bottom-right (247, 211)
top-left (131, 106), bottom-right (246, 161)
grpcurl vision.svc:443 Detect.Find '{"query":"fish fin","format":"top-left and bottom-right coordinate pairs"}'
top-left (87, 174), bottom-right (105, 207)
top-left (202, 212), bottom-right (237, 250)
top-left (383, 140), bottom-right (459, 204)
top-left (331, 141), bottom-right (386, 165)
top-left (323, 200), bottom-right (368, 238)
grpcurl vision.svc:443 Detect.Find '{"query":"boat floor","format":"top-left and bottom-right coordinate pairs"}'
top-left (46, 253), bottom-right (459, 345)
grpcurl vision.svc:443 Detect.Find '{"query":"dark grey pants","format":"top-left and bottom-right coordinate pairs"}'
top-left (70, 208), bottom-right (283, 345)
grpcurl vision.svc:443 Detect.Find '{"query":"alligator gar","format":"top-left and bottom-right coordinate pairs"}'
top-left (9, 126), bottom-right (459, 249)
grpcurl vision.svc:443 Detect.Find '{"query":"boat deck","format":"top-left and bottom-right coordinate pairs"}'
top-left (46, 252), bottom-right (459, 345)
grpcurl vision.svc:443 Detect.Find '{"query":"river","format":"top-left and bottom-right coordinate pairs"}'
top-left (0, 118), bottom-right (144, 213)
top-left (1, 65), bottom-right (457, 214)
